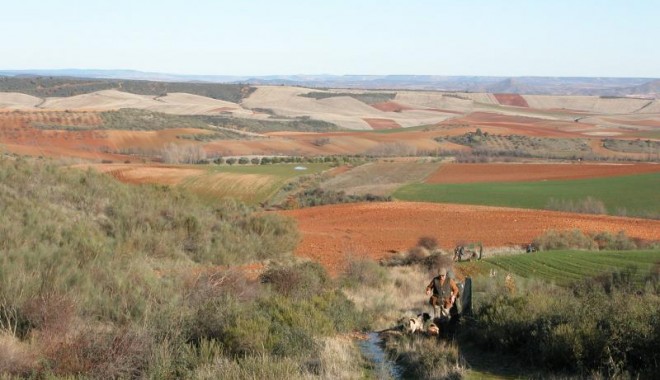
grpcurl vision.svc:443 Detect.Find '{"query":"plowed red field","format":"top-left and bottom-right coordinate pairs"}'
top-left (426, 163), bottom-right (660, 184)
top-left (280, 202), bottom-right (660, 275)
top-left (363, 118), bottom-right (401, 130)
top-left (494, 93), bottom-right (529, 107)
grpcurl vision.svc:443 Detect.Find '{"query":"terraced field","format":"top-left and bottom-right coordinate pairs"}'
top-left (461, 250), bottom-right (660, 286)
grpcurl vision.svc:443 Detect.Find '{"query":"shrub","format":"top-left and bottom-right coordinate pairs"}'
top-left (462, 266), bottom-right (660, 377)
top-left (533, 229), bottom-right (640, 251)
top-left (383, 335), bottom-right (463, 379)
top-left (417, 236), bottom-right (439, 250)
top-left (545, 196), bottom-right (607, 215)
top-left (260, 262), bottom-right (330, 300)
top-left (533, 229), bottom-right (598, 251)
top-left (341, 259), bottom-right (389, 289)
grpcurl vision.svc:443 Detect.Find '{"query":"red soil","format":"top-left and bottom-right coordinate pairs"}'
top-left (426, 163), bottom-right (660, 184)
top-left (363, 118), bottom-right (401, 130)
top-left (371, 101), bottom-right (414, 112)
top-left (0, 111), bottom-right (128, 161)
top-left (280, 202), bottom-right (660, 275)
top-left (494, 94), bottom-right (530, 108)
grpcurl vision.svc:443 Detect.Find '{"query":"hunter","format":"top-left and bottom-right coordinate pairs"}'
top-left (425, 267), bottom-right (459, 319)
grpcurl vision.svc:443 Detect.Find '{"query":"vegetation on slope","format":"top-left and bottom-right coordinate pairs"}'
top-left (0, 76), bottom-right (252, 102)
top-left (0, 157), bottom-right (370, 378)
top-left (33, 109), bottom-right (340, 134)
top-left (435, 130), bottom-right (592, 159)
top-left (198, 114), bottom-right (341, 132)
top-left (459, 252), bottom-right (660, 378)
top-left (299, 91), bottom-right (396, 105)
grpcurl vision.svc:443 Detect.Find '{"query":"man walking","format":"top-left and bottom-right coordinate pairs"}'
top-left (426, 267), bottom-right (459, 320)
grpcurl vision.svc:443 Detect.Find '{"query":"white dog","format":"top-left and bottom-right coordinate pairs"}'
top-left (404, 312), bottom-right (431, 334)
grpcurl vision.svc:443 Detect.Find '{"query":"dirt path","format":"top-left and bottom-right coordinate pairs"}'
top-left (280, 202), bottom-right (660, 275)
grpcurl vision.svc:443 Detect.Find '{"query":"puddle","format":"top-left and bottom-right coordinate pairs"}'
top-left (358, 332), bottom-right (404, 379)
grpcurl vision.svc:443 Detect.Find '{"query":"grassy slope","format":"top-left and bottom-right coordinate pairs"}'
top-left (459, 249), bottom-right (660, 286)
top-left (394, 172), bottom-right (660, 216)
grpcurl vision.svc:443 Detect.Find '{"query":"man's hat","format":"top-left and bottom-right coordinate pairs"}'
top-left (438, 268), bottom-right (447, 276)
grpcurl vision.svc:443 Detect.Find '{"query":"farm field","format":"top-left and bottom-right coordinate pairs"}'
top-left (280, 202), bottom-right (660, 275)
top-left (460, 249), bottom-right (660, 286)
top-left (320, 159), bottom-right (441, 196)
top-left (426, 162), bottom-right (660, 183)
top-left (81, 162), bottom-right (332, 204)
top-left (395, 172), bottom-right (660, 218)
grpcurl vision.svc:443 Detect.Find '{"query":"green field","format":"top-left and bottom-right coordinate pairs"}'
top-left (181, 163), bottom-right (332, 204)
top-left (394, 172), bottom-right (660, 217)
top-left (459, 249), bottom-right (660, 286)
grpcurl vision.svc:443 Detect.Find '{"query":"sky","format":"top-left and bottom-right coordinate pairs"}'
top-left (1, 0), bottom-right (658, 77)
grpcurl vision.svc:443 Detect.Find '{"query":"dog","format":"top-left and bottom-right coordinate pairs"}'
top-left (427, 322), bottom-right (440, 336)
top-left (404, 312), bottom-right (431, 334)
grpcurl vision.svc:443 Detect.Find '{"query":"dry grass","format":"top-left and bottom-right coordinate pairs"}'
top-left (0, 333), bottom-right (36, 377)
top-left (344, 265), bottom-right (439, 330)
top-left (321, 160), bottom-right (441, 196)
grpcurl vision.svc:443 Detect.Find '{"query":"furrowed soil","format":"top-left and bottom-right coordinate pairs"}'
top-left (280, 202), bottom-right (660, 275)
top-left (426, 163), bottom-right (660, 184)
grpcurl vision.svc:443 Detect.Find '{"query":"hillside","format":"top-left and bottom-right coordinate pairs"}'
top-left (2, 70), bottom-right (657, 97)
top-left (0, 76), bottom-right (252, 102)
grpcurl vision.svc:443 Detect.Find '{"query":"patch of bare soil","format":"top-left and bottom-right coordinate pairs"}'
top-left (280, 202), bottom-right (660, 275)
top-left (494, 94), bottom-right (530, 108)
top-left (426, 163), bottom-right (660, 184)
top-left (363, 118), bottom-right (401, 130)
top-left (77, 163), bottom-right (206, 185)
top-left (0, 111), bottom-right (128, 161)
top-left (370, 101), bottom-right (414, 112)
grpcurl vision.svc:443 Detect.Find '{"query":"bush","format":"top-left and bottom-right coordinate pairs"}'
top-left (533, 229), bottom-right (640, 251)
top-left (260, 262), bottom-right (330, 300)
top-left (533, 229), bottom-right (598, 251)
top-left (462, 266), bottom-right (660, 377)
top-left (545, 196), bottom-right (607, 215)
top-left (417, 236), bottom-right (439, 250)
top-left (341, 259), bottom-right (389, 289)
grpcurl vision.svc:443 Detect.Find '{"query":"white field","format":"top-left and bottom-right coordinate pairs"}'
top-left (637, 100), bottom-right (660, 114)
top-left (241, 86), bottom-right (456, 129)
top-left (524, 95), bottom-right (651, 114)
top-left (0, 92), bottom-right (42, 108)
top-left (2, 85), bottom-right (657, 131)
top-left (394, 91), bottom-right (475, 113)
top-left (38, 90), bottom-right (262, 118)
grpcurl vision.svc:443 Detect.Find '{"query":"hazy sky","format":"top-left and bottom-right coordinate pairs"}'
top-left (2, 0), bottom-right (658, 77)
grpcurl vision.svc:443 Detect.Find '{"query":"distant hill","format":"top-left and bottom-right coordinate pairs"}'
top-left (0, 69), bottom-right (658, 98)
top-left (0, 75), bottom-right (252, 102)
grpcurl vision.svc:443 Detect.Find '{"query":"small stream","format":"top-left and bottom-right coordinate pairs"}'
top-left (358, 332), bottom-right (404, 379)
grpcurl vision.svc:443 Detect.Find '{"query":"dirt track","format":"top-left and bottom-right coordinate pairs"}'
top-left (280, 202), bottom-right (660, 275)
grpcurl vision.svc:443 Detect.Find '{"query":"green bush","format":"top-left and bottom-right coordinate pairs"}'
top-left (462, 267), bottom-right (660, 377)
top-left (533, 229), bottom-right (641, 251)
top-left (341, 259), bottom-right (389, 289)
top-left (260, 262), bottom-right (330, 300)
